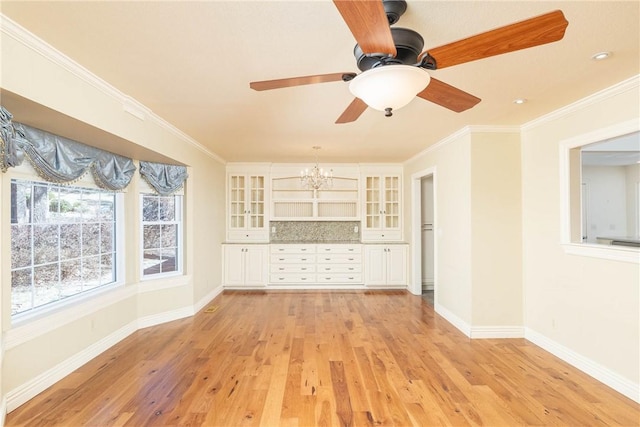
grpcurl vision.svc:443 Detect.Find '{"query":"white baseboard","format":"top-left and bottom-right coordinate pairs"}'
top-left (0, 396), bottom-right (6, 427)
top-left (525, 327), bottom-right (640, 403)
top-left (470, 326), bottom-right (524, 339)
top-left (434, 303), bottom-right (471, 337)
top-left (137, 306), bottom-right (194, 330)
top-left (194, 285), bottom-right (224, 314)
top-left (5, 321), bottom-right (137, 412)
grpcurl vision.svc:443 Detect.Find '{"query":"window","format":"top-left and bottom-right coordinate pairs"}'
top-left (10, 179), bottom-right (120, 316)
top-left (560, 119), bottom-right (639, 262)
top-left (141, 193), bottom-right (183, 277)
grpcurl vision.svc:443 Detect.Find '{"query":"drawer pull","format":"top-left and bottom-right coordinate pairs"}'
top-left (325, 258), bottom-right (331, 261)
top-left (348, 268), bottom-right (354, 271)
top-left (279, 267), bottom-right (284, 270)
top-left (301, 277), bottom-right (307, 281)
top-left (348, 258), bottom-right (354, 261)
top-left (302, 268), bottom-right (307, 271)
top-left (349, 277), bottom-right (354, 280)
top-left (301, 258), bottom-right (307, 261)
top-left (279, 258), bottom-right (285, 261)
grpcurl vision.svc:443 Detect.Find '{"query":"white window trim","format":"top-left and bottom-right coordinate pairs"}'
top-left (559, 118), bottom-right (640, 263)
top-left (139, 193), bottom-right (184, 280)
top-left (9, 179), bottom-right (126, 323)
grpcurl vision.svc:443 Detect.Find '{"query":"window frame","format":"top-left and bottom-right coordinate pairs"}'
top-left (559, 118), bottom-right (639, 263)
top-left (139, 192), bottom-right (184, 280)
top-left (9, 176), bottom-right (125, 322)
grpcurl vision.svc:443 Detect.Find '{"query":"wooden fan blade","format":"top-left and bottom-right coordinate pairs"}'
top-left (333, 0), bottom-right (396, 56)
top-left (417, 78), bottom-right (481, 113)
top-left (421, 10), bottom-right (568, 69)
top-left (336, 98), bottom-right (368, 124)
top-left (250, 72), bottom-right (352, 91)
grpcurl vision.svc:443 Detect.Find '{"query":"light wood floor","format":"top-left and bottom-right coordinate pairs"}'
top-left (6, 290), bottom-right (640, 426)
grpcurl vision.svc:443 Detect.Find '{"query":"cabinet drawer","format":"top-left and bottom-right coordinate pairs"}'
top-left (317, 264), bottom-right (361, 273)
top-left (316, 274), bottom-right (363, 283)
top-left (316, 244), bottom-right (361, 254)
top-left (271, 255), bottom-right (316, 264)
top-left (270, 274), bottom-right (316, 284)
top-left (317, 254), bottom-right (362, 264)
top-left (271, 245), bottom-right (316, 254)
top-left (227, 230), bottom-right (269, 242)
top-left (270, 264), bottom-right (316, 273)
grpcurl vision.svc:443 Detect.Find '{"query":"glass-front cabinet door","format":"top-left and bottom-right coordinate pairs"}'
top-left (361, 167), bottom-right (402, 242)
top-left (227, 167), bottom-right (269, 242)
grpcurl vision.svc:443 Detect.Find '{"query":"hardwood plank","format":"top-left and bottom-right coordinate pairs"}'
top-left (5, 290), bottom-right (639, 426)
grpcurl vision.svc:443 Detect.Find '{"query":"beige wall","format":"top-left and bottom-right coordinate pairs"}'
top-left (521, 84), bottom-right (640, 386)
top-left (470, 132), bottom-right (522, 326)
top-left (404, 132), bottom-right (473, 325)
top-left (0, 18), bottom-right (226, 411)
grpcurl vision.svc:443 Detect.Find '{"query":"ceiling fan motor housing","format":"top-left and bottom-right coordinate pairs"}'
top-left (383, 0), bottom-right (408, 25)
top-left (354, 27), bottom-right (424, 71)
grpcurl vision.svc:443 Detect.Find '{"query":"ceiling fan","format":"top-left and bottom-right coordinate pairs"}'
top-left (249, 0), bottom-right (568, 124)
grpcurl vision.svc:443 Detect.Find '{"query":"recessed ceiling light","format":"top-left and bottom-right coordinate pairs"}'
top-left (591, 51), bottom-right (611, 61)
top-left (513, 98), bottom-right (527, 105)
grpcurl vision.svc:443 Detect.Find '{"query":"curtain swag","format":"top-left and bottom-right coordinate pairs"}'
top-left (139, 161), bottom-right (188, 196)
top-left (0, 106), bottom-right (136, 190)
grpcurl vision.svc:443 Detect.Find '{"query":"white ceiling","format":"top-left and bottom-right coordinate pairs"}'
top-left (1, 1), bottom-right (639, 164)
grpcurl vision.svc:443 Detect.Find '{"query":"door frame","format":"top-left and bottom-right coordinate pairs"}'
top-left (409, 167), bottom-right (437, 296)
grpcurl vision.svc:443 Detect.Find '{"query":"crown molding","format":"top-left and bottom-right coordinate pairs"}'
top-left (404, 124), bottom-right (520, 165)
top-left (0, 14), bottom-right (225, 164)
top-left (522, 74), bottom-right (640, 131)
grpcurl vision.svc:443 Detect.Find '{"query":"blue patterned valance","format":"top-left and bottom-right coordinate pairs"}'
top-left (1, 105), bottom-right (135, 190)
top-left (139, 161), bottom-right (188, 196)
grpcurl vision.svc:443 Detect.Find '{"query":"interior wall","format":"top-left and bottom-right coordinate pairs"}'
top-left (470, 132), bottom-right (522, 327)
top-left (404, 132), bottom-right (472, 325)
top-left (0, 18), bottom-right (226, 410)
top-left (521, 81), bottom-right (640, 391)
top-left (582, 165), bottom-right (628, 242)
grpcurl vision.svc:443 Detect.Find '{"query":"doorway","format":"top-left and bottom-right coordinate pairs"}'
top-left (410, 168), bottom-right (436, 303)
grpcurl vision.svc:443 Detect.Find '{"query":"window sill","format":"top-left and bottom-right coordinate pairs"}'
top-left (561, 243), bottom-right (639, 263)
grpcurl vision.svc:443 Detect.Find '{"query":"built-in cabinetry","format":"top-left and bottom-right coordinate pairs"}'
top-left (360, 166), bottom-right (402, 241)
top-left (271, 166), bottom-right (359, 220)
top-left (222, 244), bottom-right (268, 288)
top-left (270, 244), bottom-right (362, 285)
top-left (363, 244), bottom-right (407, 286)
top-left (227, 164), bottom-right (270, 242)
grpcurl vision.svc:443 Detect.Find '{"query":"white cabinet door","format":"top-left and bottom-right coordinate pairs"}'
top-left (385, 245), bottom-right (407, 286)
top-left (364, 244), bottom-right (407, 287)
top-left (223, 245), bottom-right (267, 287)
top-left (244, 246), bottom-right (268, 286)
top-left (364, 245), bottom-right (387, 286)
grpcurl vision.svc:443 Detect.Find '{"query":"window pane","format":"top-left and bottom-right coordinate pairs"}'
top-left (34, 225), bottom-right (59, 264)
top-left (143, 249), bottom-right (162, 275)
top-left (161, 248), bottom-right (177, 273)
top-left (99, 195), bottom-right (115, 221)
top-left (11, 269), bottom-right (32, 314)
top-left (161, 224), bottom-right (177, 247)
top-left (100, 223), bottom-right (114, 253)
top-left (159, 197), bottom-right (175, 221)
top-left (60, 224), bottom-right (82, 260)
top-left (82, 256), bottom-right (101, 290)
top-left (11, 224), bottom-right (32, 268)
top-left (11, 181), bottom-right (32, 224)
top-left (82, 191), bottom-right (101, 222)
top-left (143, 225), bottom-right (161, 250)
top-left (101, 254), bottom-right (115, 284)
top-left (34, 263), bottom-right (60, 307)
top-left (82, 223), bottom-right (101, 256)
top-left (60, 259), bottom-right (82, 297)
top-left (143, 196), bottom-right (159, 221)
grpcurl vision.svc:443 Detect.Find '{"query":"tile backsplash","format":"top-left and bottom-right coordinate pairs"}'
top-left (270, 221), bottom-right (360, 243)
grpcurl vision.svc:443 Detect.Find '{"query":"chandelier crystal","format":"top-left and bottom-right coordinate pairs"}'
top-left (300, 146), bottom-right (332, 191)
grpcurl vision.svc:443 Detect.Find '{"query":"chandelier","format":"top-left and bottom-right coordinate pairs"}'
top-left (300, 146), bottom-right (332, 191)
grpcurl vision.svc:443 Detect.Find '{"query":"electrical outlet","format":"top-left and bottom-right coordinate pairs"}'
top-left (354, 226), bottom-right (359, 233)
top-left (271, 226), bottom-right (276, 234)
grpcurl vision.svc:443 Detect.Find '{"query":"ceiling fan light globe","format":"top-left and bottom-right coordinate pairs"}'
top-left (349, 65), bottom-right (430, 112)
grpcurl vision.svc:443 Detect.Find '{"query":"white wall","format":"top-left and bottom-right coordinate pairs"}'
top-left (0, 16), bottom-right (226, 414)
top-left (521, 78), bottom-right (640, 400)
top-left (583, 165), bottom-right (628, 242)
